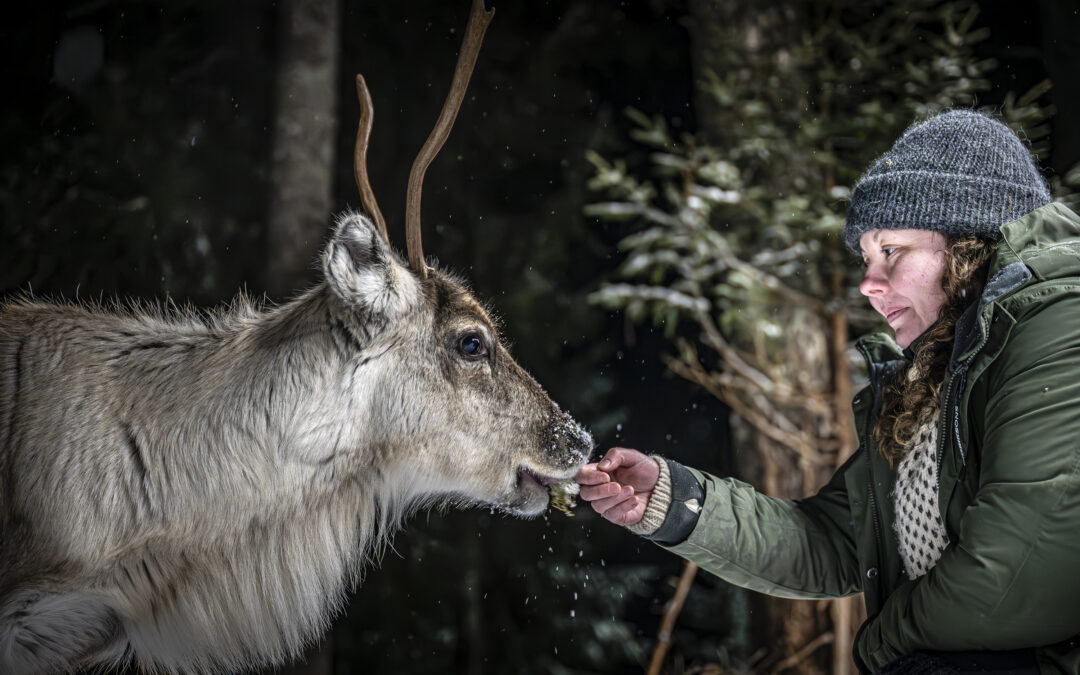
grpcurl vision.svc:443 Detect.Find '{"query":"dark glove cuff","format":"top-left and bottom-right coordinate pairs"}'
top-left (644, 459), bottom-right (705, 546)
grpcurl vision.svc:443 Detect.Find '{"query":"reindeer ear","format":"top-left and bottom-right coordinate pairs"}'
top-left (322, 212), bottom-right (421, 319)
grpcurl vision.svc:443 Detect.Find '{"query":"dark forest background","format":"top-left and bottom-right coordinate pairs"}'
top-left (2, 1), bottom-right (1078, 674)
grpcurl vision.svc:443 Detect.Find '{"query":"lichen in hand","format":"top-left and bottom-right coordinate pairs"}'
top-left (548, 480), bottom-right (580, 517)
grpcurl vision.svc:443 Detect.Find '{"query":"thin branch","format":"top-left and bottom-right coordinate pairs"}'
top-left (692, 307), bottom-right (779, 396)
top-left (830, 271), bottom-right (859, 465)
top-left (728, 254), bottom-right (833, 317)
top-left (693, 307), bottom-right (831, 416)
top-left (664, 354), bottom-right (831, 466)
top-left (674, 337), bottom-right (833, 425)
top-left (726, 376), bottom-right (841, 449)
top-left (405, 0), bottom-right (494, 278)
top-left (770, 631), bottom-right (835, 674)
top-left (646, 561), bottom-right (699, 675)
top-left (829, 270), bottom-right (858, 675)
top-left (353, 74), bottom-right (389, 243)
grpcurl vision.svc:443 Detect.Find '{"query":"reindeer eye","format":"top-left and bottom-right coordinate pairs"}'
top-left (458, 333), bottom-right (488, 358)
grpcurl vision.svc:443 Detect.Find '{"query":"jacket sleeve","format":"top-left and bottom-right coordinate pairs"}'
top-left (660, 455), bottom-right (863, 600)
top-left (857, 294), bottom-right (1080, 669)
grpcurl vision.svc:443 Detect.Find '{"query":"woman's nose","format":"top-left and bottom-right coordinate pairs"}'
top-left (859, 266), bottom-right (888, 297)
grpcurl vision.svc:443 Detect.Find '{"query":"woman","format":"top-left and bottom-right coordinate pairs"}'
top-left (577, 110), bottom-right (1080, 674)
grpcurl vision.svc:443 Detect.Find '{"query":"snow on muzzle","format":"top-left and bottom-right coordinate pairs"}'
top-left (542, 402), bottom-right (594, 469)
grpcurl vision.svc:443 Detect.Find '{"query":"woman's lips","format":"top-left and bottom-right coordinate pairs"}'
top-left (885, 307), bottom-right (907, 324)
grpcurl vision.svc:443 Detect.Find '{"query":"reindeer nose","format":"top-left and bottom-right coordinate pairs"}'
top-left (566, 420), bottom-right (594, 457)
top-left (547, 403), bottom-right (594, 462)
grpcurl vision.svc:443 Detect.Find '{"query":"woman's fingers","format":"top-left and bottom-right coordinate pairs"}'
top-left (579, 476), bottom-right (650, 526)
top-left (596, 446), bottom-right (647, 473)
top-left (602, 494), bottom-right (647, 526)
top-left (579, 480), bottom-right (624, 503)
top-left (587, 484), bottom-right (635, 515)
top-left (577, 449), bottom-right (656, 522)
top-left (593, 447), bottom-right (659, 493)
top-left (575, 463), bottom-right (611, 485)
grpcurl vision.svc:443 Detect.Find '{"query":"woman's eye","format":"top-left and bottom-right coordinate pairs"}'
top-left (458, 333), bottom-right (488, 358)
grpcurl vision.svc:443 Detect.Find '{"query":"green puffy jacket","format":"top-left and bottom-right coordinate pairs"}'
top-left (655, 202), bottom-right (1080, 673)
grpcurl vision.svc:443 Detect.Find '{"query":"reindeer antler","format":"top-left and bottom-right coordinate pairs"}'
top-left (353, 74), bottom-right (389, 243)
top-left (405, 0), bottom-right (494, 278)
top-left (351, 2), bottom-right (492, 273)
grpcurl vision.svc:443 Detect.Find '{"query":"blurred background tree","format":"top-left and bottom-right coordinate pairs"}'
top-left (1, 1), bottom-right (1077, 674)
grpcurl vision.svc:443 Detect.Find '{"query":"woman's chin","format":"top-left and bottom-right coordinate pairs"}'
top-left (893, 321), bottom-right (930, 350)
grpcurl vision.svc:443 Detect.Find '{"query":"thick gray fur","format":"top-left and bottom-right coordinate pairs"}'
top-left (0, 213), bottom-right (593, 674)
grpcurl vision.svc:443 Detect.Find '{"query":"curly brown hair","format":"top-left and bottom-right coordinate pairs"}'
top-left (872, 236), bottom-right (998, 465)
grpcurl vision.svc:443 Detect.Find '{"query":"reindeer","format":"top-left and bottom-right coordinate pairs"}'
top-left (0, 2), bottom-right (593, 672)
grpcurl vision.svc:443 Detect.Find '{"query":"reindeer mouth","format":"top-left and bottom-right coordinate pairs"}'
top-left (501, 463), bottom-right (585, 518)
top-left (518, 467), bottom-right (562, 488)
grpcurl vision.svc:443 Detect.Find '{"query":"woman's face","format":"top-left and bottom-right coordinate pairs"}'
top-left (858, 229), bottom-right (948, 349)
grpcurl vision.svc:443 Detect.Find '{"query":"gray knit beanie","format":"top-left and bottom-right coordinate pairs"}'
top-left (843, 109), bottom-right (1052, 254)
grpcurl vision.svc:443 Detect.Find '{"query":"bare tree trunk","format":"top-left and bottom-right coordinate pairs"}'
top-left (266, 0), bottom-right (341, 299)
top-left (828, 273), bottom-right (863, 675)
top-left (763, 305), bottom-right (834, 675)
top-left (266, 4), bottom-right (341, 673)
top-left (686, 1), bottom-right (859, 672)
top-left (1037, 0), bottom-right (1080, 175)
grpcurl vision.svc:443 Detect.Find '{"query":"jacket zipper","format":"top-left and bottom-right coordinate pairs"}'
top-left (857, 343), bottom-right (887, 581)
top-left (935, 372), bottom-right (956, 486)
top-left (863, 402), bottom-right (883, 558)
top-left (936, 346), bottom-right (983, 489)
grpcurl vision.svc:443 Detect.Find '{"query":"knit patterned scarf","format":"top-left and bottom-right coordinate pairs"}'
top-left (893, 406), bottom-right (950, 579)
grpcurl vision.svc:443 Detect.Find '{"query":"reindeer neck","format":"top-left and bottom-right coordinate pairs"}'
top-left (203, 286), bottom-right (351, 457)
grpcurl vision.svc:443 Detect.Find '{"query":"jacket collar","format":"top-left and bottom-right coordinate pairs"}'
top-left (991, 202), bottom-right (1080, 281)
top-left (953, 203), bottom-right (1080, 364)
top-left (950, 262), bottom-right (1031, 365)
top-left (854, 333), bottom-right (906, 409)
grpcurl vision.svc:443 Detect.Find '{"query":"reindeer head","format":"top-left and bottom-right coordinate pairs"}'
top-left (326, 0), bottom-right (592, 516)
top-left (321, 213), bottom-right (592, 516)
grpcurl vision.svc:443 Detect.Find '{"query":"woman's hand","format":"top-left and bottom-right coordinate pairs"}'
top-left (575, 447), bottom-right (659, 526)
